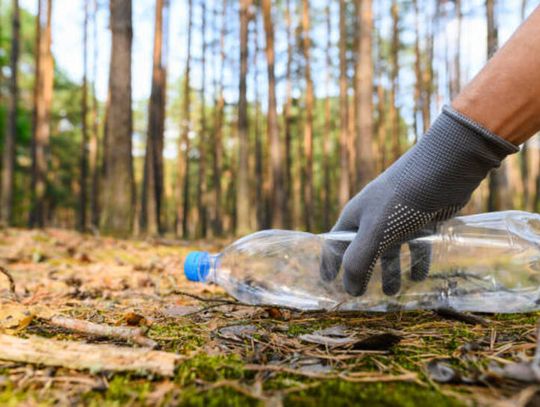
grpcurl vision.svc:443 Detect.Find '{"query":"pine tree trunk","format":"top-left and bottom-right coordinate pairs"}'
top-left (30, 0), bottom-right (54, 228)
top-left (212, 0), bottom-right (227, 236)
top-left (100, 0), bottom-right (134, 236)
top-left (262, 0), bottom-right (284, 229)
top-left (450, 0), bottom-right (461, 99)
top-left (79, 0), bottom-right (89, 232)
top-left (283, 0), bottom-right (293, 229)
top-left (520, 0), bottom-right (530, 209)
top-left (486, 0), bottom-right (509, 211)
top-left (197, 1), bottom-right (208, 237)
top-left (338, 0), bottom-right (350, 208)
top-left (0, 0), bottom-right (19, 226)
top-left (141, 0), bottom-right (167, 235)
top-left (301, 0), bottom-right (313, 231)
top-left (355, 0), bottom-right (374, 189)
top-left (389, 0), bottom-right (400, 162)
top-left (89, 0), bottom-right (100, 229)
top-left (323, 4), bottom-right (332, 231)
top-left (237, 0), bottom-right (251, 235)
top-left (412, 0), bottom-right (421, 142)
top-left (176, 0), bottom-right (193, 238)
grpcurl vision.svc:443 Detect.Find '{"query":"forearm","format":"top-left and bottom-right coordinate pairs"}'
top-left (452, 5), bottom-right (540, 145)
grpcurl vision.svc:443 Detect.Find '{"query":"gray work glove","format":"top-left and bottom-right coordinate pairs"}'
top-left (321, 106), bottom-right (519, 296)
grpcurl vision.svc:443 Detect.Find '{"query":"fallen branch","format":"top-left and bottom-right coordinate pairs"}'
top-left (42, 315), bottom-right (157, 348)
top-left (0, 265), bottom-right (18, 299)
top-left (0, 334), bottom-right (180, 376)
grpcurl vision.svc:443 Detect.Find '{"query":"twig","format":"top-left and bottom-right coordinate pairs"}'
top-left (0, 334), bottom-right (180, 376)
top-left (0, 265), bottom-right (18, 299)
top-left (41, 315), bottom-right (157, 348)
top-left (433, 307), bottom-right (489, 326)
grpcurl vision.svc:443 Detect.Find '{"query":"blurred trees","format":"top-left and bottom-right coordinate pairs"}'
top-left (0, 0), bottom-right (538, 238)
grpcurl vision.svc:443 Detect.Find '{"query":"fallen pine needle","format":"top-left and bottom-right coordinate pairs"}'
top-left (0, 334), bottom-right (180, 376)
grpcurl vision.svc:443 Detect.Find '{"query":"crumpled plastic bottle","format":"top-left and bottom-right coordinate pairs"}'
top-left (184, 211), bottom-right (540, 312)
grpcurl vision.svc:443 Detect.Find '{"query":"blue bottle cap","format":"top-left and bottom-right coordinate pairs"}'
top-left (184, 251), bottom-right (211, 282)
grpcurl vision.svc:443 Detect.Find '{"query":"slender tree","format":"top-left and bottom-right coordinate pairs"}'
top-left (177, 0), bottom-right (193, 238)
top-left (301, 0), bottom-right (313, 231)
top-left (283, 0), bottom-right (293, 229)
top-left (101, 0), bottom-right (134, 236)
top-left (450, 0), bottom-right (462, 99)
top-left (486, 0), bottom-right (509, 211)
top-left (253, 13), bottom-right (265, 229)
top-left (141, 0), bottom-right (168, 235)
top-left (520, 0), bottom-right (530, 209)
top-left (262, 0), bottom-right (284, 228)
top-left (237, 0), bottom-right (251, 234)
top-left (197, 1), bottom-right (208, 237)
top-left (89, 0), bottom-right (100, 228)
top-left (355, 0), bottom-right (374, 189)
top-left (338, 0), bottom-right (350, 208)
top-left (1, 0), bottom-right (20, 226)
top-left (389, 0), bottom-right (400, 162)
top-left (79, 0), bottom-right (89, 231)
top-left (323, 4), bottom-right (332, 230)
top-left (412, 0), bottom-right (421, 142)
top-left (30, 0), bottom-right (54, 228)
top-left (212, 0), bottom-right (227, 236)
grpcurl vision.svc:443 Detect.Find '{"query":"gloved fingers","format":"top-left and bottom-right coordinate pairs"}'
top-left (380, 244), bottom-right (402, 296)
top-left (319, 238), bottom-right (350, 282)
top-left (407, 225), bottom-right (436, 282)
top-left (342, 223), bottom-right (381, 296)
top-left (408, 240), bottom-right (431, 282)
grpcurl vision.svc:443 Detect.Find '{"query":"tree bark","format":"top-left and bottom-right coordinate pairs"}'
top-left (79, 0), bottom-right (89, 231)
top-left (338, 0), bottom-right (350, 208)
top-left (301, 0), bottom-right (313, 231)
top-left (486, 0), bottom-right (509, 211)
top-left (1, 0), bottom-right (19, 226)
top-left (261, 0), bottom-right (284, 229)
top-left (389, 0), bottom-right (400, 162)
top-left (237, 0), bottom-right (251, 235)
top-left (196, 1), bottom-right (208, 238)
top-left (141, 0), bottom-right (168, 235)
top-left (176, 0), bottom-right (193, 238)
top-left (323, 4), bottom-right (332, 231)
top-left (212, 0), bottom-right (227, 236)
top-left (100, 0), bottom-right (134, 236)
top-left (355, 0), bottom-right (374, 189)
top-left (283, 0), bottom-right (293, 229)
top-left (30, 0), bottom-right (54, 228)
top-left (89, 0), bottom-right (100, 229)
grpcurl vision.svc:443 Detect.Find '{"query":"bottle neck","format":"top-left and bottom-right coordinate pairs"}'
top-left (199, 254), bottom-right (219, 283)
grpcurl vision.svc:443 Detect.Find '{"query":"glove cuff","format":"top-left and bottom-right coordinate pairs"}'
top-left (442, 105), bottom-right (519, 158)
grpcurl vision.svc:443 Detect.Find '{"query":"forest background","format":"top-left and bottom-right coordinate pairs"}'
top-left (0, 0), bottom-right (537, 239)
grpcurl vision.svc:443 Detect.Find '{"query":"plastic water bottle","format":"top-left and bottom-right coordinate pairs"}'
top-left (183, 211), bottom-right (540, 313)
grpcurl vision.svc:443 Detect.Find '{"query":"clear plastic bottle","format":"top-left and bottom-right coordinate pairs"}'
top-left (183, 211), bottom-right (540, 313)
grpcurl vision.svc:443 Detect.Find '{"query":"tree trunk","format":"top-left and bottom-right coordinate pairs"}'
top-left (212, 0), bottom-right (227, 236)
top-left (355, 0), bottom-right (374, 189)
top-left (100, 0), bottom-right (134, 236)
top-left (450, 0), bottom-right (461, 99)
top-left (283, 0), bottom-right (293, 229)
top-left (422, 1), bottom-right (436, 133)
top-left (412, 0), bottom-right (421, 142)
top-left (79, 0), bottom-right (89, 231)
top-left (0, 0), bottom-right (19, 226)
top-left (323, 4), bottom-right (332, 231)
top-left (486, 0), bottom-right (509, 211)
top-left (262, 0), bottom-right (284, 229)
top-left (389, 0), bottom-right (400, 162)
top-left (176, 0), bottom-right (193, 238)
top-left (301, 0), bottom-right (313, 231)
top-left (338, 0), bottom-right (350, 208)
top-left (237, 0), bottom-right (251, 235)
top-left (141, 0), bottom-right (168, 235)
top-left (520, 0), bottom-right (530, 209)
top-left (89, 0), bottom-right (100, 229)
top-left (30, 0), bottom-right (54, 228)
top-left (196, 1), bottom-right (208, 237)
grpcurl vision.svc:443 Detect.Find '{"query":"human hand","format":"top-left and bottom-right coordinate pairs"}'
top-left (321, 106), bottom-right (518, 296)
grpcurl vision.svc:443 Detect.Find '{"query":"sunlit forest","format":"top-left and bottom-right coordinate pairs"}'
top-left (0, 0), bottom-right (538, 238)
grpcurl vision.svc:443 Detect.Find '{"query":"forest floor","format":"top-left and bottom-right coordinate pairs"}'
top-left (0, 229), bottom-right (539, 406)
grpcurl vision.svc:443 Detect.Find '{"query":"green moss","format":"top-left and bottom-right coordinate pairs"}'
top-left (284, 381), bottom-right (464, 407)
